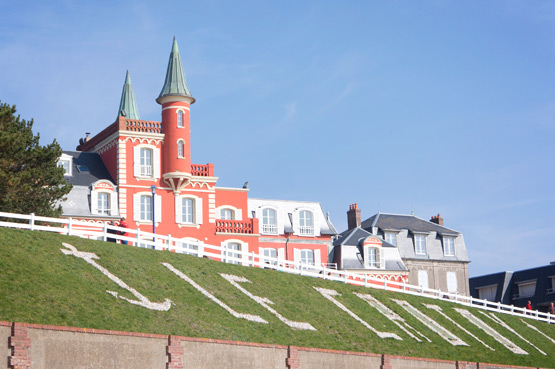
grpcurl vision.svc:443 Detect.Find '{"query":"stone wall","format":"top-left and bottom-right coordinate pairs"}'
top-left (0, 321), bottom-right (545, 369)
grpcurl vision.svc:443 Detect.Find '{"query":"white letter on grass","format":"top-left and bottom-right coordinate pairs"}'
top-left (221, 274), bottom-right (315, 330)
top-left (163, 263), bottom-right (267, 323)
top-left (60, 242), bottom-right (171, 311)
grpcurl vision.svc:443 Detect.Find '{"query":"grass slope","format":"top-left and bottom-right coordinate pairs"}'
top-left (1, 228), bottom-right (554, 368)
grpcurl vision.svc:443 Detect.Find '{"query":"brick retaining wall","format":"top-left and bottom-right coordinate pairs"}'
top-left (0, 321), bottom-right (548, 369)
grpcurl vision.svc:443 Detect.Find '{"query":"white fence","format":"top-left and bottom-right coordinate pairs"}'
top-left (0, 211), bottom-right (553, 324)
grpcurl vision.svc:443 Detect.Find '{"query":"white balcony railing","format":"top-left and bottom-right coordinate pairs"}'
top-left (261, 224), bottom-right (278, 234)
top-left (299, 226), bottom-right (313, 236)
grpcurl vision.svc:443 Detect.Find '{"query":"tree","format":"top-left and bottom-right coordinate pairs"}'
top-left (0, 101), bottom-right (72, 218)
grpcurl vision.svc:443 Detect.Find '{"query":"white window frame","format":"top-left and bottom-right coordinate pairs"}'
top-left (414, 234), bottom-right (427, 255)
top-left (298, 210), bottom-right (314, 236)
top-left (90, 181), bottom-right (118, 216)
top-left (261, 207), bottom-right (278, 235)
top-left (293, 248), bottom-right (321, 268)
top-left (216, 206), bottom-right (242, 221)
top-left (176, 237), bottom-right (202, 256)
top-left (175, 195), bottom-right (203, 226)
top-left (177, 110), bottom-right (184, 128)
top-left (177, 140), bottom-right (185, 158)
top-left (384, 231), bottom-right (397, 246)
top-left (261, 248), bottom-right (278, 266)
top-left (133, 144), bottom-right (160, 179)
top-left (418, 270), bottom-right (429, 289)
top-left (443, 236), bottom-right (455, 256)
top-left (364, 246), bottom-right (381, 268)
top-left (222, 240), bottom-right (248, 265)
top-left (97, 192), bottom-right (110, 215)
top-left (133, 192), bottom-right (162, 223)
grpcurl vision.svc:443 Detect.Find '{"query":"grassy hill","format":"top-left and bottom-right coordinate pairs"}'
top-left (1, 227), bottom-right (554, 368)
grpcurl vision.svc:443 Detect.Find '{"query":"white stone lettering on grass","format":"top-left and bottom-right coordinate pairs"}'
top-left (221, 274), bottom-right (315, 330)
top-left (424, 304), bottom-right (494, 351)
top-left (454, 308), bottom-right (528, 355)
top-left (479, 312), bottom-right (546, 355)
top-left (314, 287), bottom-right (401, 340)
top-left (354, 293), bottom-right (429, 342)
top-left (60, 243), bottom-right (172, 311)
top-left (163, 263), bottom-right (267, 324)
top-left (392, 299), bottom-right (467, 346)
top-left (520, 319), bottom-right (555, 345)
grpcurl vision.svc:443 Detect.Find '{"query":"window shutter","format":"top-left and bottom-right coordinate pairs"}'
top-left (276, 208), bottom-right (284, 235)
top-left (418, 270), bottom-right (429, 289)
top-left (155, 194), bottom-right (162, 223)
top-left (133, 146), bottom-right (140, 177)
top-left (277, 248), bottom-right (285, 263)
top-left (314, 249), bottom-right (321, 267)
top-left (154, 148), bottom-right (161, 178)
top-left (293, 248), bottom-right (301, 264)
top-left (241, 242), bottom-right (249, 265)
top-left (175, 196), bottom-right (182, 223)
top-left (312, 210), bottom-right (320, 236)
top-left (235, 208), bottom-right (242, 221)
top-left (133, 193), bottom-right (140, 221)
top-left (90, 190), bottom-right (98, 215)
top-left (447, 272), bottom-right (457, 293)
top-left (195, 197), bottom-right (203, 224)
top-left (110, 191), bottom-right (118, 216)
top-left (379, 249), bottom-right (385, 269)
top-left (291, 211), bottom-right (300, 236)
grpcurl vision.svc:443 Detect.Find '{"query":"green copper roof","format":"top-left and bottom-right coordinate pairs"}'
top-left (117, 70), bottom-right (140, 120)
top-left (157, 37), bottom-right (195, 104)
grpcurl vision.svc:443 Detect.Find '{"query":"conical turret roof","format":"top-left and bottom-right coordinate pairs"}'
top-left (157, 37), bottom-right (195, 104)
top-left (117, 70), bottom-right (140, 120)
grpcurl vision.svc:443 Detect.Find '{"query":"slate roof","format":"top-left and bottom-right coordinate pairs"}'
top-left (333, 227), bottom-right (395, 248)
top-left (60, 151), bottom-right (117, 218)
top-left (361, 213), bottom-right (460, 236)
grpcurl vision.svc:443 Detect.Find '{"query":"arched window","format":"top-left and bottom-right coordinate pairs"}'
top-left (177, 110), bottom-right (184, 128)
top-left (177, 140), bottom-right (184, 158)
top-left (299, 210), bottom-right (313, 235)
top-left (262, 208), bottom-right (277, 234)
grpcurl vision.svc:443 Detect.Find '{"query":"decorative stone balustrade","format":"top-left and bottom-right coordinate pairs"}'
top-left (215, 219), bottom-right (255, 234)
top-left (191, 163), bottom-right (214, 177)
top-left (124, 119), bottom-right (162, 134)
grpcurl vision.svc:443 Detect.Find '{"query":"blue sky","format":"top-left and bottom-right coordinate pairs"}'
top-left (1, 1), bottom-right (554, 277)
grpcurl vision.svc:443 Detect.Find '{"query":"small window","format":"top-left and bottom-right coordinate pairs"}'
top-left (140, 148), bottom-right (153, 177)
top-left (226, 242), bottom-right (241, 265)
top-left (140, 195), bottom-right (152, 221)
top-left (300, 249), bottom-right (314, 265)
top-left (182, 198), bottom-right (194, 224)
top-left (262, 208), bottom-right (277, 234)
top-left (548, 277), bottom-right (555, 294)
top-left (447, 272), bottom-right (457, 293)
top-left (443, 237), bottom-right (455, 256)
top-left (384, 232), bottom-right (397, 246)
top-left (177, 110), bottom-right (184, 128)
top-left (58, 160), bottom-right (71, 175)
top-left (299, 210), bottom-right (314, 235)
top-left (76, 165), bottom-right (90, 173)
top-left (178, 141), bottom-right (184, 158)
top-left (97, 192), bottom-right (110, 215)
top-left (262, 248), bottom-right (278, 265)
top-left (478, 285), bottom-right (497, 301)
top-left (220, 208), bottom-right (234, 220)
top-left (414, 234), bottom-right (427, 255)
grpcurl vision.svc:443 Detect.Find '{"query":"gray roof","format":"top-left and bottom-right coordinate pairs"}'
top-left (62, 151), bottom-right (115, 186)
top-left (361, 213), bottom-right (460, 235)
top-left (334, 227), bottom-right (395, 248)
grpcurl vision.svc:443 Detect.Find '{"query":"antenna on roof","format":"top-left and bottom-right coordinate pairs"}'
top-left (411, 207), bottom-right (414, 216)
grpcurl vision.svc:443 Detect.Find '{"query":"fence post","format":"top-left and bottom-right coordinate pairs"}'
top-left (103, 222), bottom-right (108, 241)
top-left (251, 251), bottom-right (255, 267)
top-left (167, 234), bottom-right (172, 251)
top-left (136, 228), bottom-right (140, 247)
top-left (67, 217), bottom-right (72, 236)
top-left (29, 213), bottom-right (35, 231)
top-left (383, 279), bottom-right (387, 290)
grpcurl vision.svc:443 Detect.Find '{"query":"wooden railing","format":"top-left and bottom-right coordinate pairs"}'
top-left (0, 210), bottom-right (554, 325)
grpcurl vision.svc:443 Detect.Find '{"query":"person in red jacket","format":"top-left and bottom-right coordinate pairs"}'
top-left (526, 301), bottom-right (532, 311)
top-left (119, 217), bottom-right (129, 245)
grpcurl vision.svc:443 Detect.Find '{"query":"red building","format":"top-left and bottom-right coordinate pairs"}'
top-left (60, 37), bottom-right (336, 267)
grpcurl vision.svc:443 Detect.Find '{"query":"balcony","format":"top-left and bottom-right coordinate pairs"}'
top-left (261, 224), bottom-right (278, 235)
top-left (299, 226), bottom-right (314, 236)
top-left (191, 163), bottom-right (214, 177)
top-left (216, 219), bottom-right (257, 234)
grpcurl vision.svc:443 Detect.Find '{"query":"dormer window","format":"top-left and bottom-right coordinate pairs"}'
top-left (384, 231), bottom-right (397, 246)
top-left (262, 208), bottom-right (277, 234)
top-left (362, 236), bottom-right (383, 269)
top-left (57, 153), bottom-right (73, 176)
top-left (366, 247), bottom-right (380, 268)
top-left (299, 210), bottom-right (314, 235)
top-left (97, 193), bottom-right (110, 215)
top-left (443, 236), bottom-right (455, 256)
top-left (414, 234), bottom-right (427, 255)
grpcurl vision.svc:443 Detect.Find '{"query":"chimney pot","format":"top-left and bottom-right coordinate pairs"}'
top-left (347, 203), bottom-right (361, 230)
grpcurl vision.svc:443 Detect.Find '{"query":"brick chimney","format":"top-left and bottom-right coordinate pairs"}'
top-left (347, 203), bottom-right (361, 230)
top-left (430, 213), bottom-right (444, 226)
